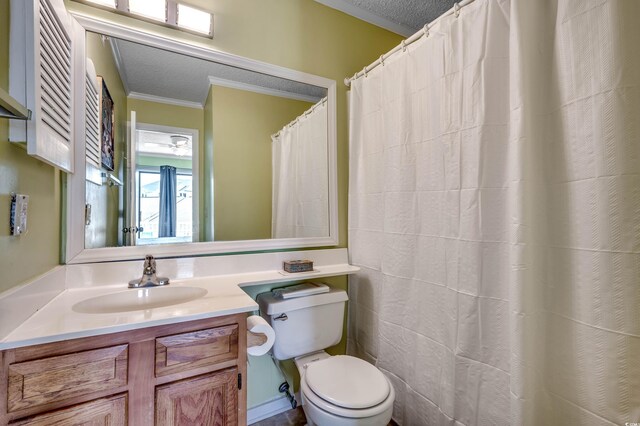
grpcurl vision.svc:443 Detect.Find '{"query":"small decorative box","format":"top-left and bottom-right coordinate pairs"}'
top-left (283, 259), bottom-right (314, 273)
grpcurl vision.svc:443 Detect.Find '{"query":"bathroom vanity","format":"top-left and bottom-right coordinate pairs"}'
top-left (0, 249), bottom-right (359, 425)
top-left (0, 314), bottom-right (246, 425)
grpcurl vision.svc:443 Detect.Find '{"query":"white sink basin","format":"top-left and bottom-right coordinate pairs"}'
top-left (72, 286), bottom-right (208, 314)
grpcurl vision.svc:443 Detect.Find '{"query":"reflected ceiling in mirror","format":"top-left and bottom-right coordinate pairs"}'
top-left (109, 37), bottom-right (327, 106)
top-left (68, 17), bottom-right (337, 262)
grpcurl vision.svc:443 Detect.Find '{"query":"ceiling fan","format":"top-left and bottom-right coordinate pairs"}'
top-left (140, 134), bottom-right (192, 156)
top-left (168, 135), bottom-right (190, 154)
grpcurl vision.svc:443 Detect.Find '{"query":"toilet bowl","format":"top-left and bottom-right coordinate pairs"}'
top-left (257, 285), bottom-right (395, 426)
top-left (295, 352), bottom-right (394, 426)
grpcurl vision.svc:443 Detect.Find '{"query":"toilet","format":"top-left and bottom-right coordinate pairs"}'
top-left (257, 285), bottom-right (394, 426)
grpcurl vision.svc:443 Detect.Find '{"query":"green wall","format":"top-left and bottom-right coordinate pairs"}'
top-left (211, 85), bottom-right (312, 242)
top-left (203, 88), bottom-right (214, 241)
top-left (127, 98), bottom-right (205, 135)
top-left (0, 0), bottom-right (61, 293)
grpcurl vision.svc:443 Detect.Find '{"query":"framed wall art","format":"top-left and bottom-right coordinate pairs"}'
top-left (97, 76), bottom-right (115, 171)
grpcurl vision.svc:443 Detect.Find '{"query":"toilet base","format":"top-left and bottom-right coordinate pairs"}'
top-left (300, 391), bottom-right (393, 426)
top-left (294, 351), bottom-right (394, 426)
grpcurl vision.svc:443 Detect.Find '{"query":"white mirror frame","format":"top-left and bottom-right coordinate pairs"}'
top-left (65, 12), bottom-right (338, 263)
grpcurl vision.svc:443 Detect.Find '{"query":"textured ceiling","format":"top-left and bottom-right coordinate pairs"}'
top-left (107, 37), bottom-right (327, 107)
top-left (315, 0), bottom-right (458, 36)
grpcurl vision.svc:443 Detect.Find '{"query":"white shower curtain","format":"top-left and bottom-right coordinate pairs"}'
top-left (348, 0), bottom-right (640, 425)
top-left (272, 99), bottom-right (329, 238)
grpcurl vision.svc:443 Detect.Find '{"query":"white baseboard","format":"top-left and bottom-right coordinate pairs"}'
top-left (247, 393), bottom-right (301, 424)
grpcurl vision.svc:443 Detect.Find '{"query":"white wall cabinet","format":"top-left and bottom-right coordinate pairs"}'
top-left (9, 0), bottom-right (83, 173)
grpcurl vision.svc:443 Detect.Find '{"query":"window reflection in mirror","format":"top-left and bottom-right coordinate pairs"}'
top-left (83, 31), bottom-right (329, 249)
top-left (136, 129), bottom-right (195, 245)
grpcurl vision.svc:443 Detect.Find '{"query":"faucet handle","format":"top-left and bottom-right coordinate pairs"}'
top-left (143, 254), bottom-right (156, 275)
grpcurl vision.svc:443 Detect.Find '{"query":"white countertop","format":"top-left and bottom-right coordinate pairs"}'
top-left (1, 276), bottom-right (256, 350)
top-left (0, 250), bottom-right (359, 350)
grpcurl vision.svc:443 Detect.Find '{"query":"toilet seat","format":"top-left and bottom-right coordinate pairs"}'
top-left (300, 355), bottom-right (395, 419)
top-left (306, 355), bottom-right (390, 408)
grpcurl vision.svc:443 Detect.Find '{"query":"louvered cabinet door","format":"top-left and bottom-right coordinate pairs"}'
top-left (85, 59), bottom-right (101, 170)
top-left (9, 0), bottom-right (78, 173)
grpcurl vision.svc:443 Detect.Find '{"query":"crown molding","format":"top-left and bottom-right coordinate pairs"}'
top-left (128, 91), bottom-right (204, 109)
top-left (207, 76), bottom-right (322, 104)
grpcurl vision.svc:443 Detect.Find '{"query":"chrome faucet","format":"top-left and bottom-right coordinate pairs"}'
top-left (128, 255), bottom-right (170, 288)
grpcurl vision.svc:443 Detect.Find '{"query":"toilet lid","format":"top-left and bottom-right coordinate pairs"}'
top-left (304, 355), bottom-right (390, 409)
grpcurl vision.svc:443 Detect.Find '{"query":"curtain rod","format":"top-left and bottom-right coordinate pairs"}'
top-left (271, 96), bottom-right (328, 140)
top-left (344, 0), bottom-right (476, 87)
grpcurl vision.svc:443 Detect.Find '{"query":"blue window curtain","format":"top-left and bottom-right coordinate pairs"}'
top-left (158, 165), bottom-right (177, 237)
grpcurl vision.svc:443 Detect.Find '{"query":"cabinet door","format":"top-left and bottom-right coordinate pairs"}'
top-left (9, 0), bottom-right (79, 173)
top-left (156, 368), bottom-right (238, 426)
top-left (155, 324), bottom-right (239, 377)
top-left (7, 344), bottom-right (128, 412)
top-left (10, 394), bottom-right (127, 426)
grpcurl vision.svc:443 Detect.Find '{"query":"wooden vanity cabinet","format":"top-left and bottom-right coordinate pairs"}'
top-left (156, 368), bottom-right (239, 425)
top-left (0, 314), bottom-right (247, 426)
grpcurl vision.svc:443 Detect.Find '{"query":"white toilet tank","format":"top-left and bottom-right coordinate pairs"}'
top-left (257, 287), bottom-right (348, 360)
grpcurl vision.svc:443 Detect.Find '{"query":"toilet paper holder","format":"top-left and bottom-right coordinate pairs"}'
top-left (246, 315), bottom-right (276, 357)
top-left (248, 330), bottom-right (268, 348)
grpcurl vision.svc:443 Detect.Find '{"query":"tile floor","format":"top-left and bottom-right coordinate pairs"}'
top-left (252, 407), bottom-right (307, 426)
top-left (252, 407), bottom-right (397, 426)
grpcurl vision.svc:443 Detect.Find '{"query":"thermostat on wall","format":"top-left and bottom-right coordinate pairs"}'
top-left (10, 193), bottom-right (29, 236)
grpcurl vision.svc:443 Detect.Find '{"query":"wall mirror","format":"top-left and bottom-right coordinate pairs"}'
top-left (66, 13), bottom-right (337, 263)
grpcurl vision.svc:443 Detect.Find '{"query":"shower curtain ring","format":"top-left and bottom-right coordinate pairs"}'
top-left (401, 40), bottom-right (406, 52)
top-left (454, 2), bottom-right (460, 17)
top-left (380, 55), bottom-right (385, 66)
top-left (364, 65), bottom-right (368, 77)
top-left (423, 24), bottom-right (429, 37)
